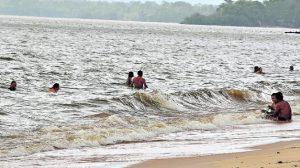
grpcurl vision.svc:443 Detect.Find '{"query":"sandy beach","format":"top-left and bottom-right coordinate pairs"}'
top-left (130, 140), bottom-right (300, 168)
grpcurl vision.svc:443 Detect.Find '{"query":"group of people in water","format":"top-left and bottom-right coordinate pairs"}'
top-left (8, 81), bottom-right (60, 93)
top-left (254, 65), bottom-right (294, 74)
top-left (7, 70), bottom-right (146, 93)
top-left (6, 67), bottom-right (295, 121)
top-left (126, 70), bottom-right (148, 89)
top-left (254, 65), bottom-right (294, 121)
top-left (264, 92), bottom-right (292, 121)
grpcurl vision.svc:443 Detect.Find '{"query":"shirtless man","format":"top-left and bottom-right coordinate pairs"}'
top-left (132, 70), bottom-right (148, 89)
top-left (273, 92), bottom-right (292, 121)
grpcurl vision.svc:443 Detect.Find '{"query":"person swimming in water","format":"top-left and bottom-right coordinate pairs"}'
top-left (290, 65), bottom-right (294, 71)
top-left (9, 81), bottom-right (17, 91)
top-left (254, 66), bottom-right (259, 73)
top-left (48, 83), bottom-right (60, 93)
top-left (132, 70), bottom-right (148, 89)
top-left (126, 71), bottom-right (134, 87)
top-left (272, 92), bottom-right (292, 121)
top-left (256, 67), bottom-right (265, 74)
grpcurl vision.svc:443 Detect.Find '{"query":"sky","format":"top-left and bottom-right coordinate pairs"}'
top-left (101, 0), bottom-right (226, 5)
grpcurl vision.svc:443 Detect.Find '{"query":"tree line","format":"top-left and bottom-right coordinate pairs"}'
top-left (0, 0), bottom-right (216, 23)
top-left (182, 0), bottom-right (300, 28)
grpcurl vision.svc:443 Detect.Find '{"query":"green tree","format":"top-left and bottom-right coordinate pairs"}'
top-left (0, 0), bottom-right (217, 23)
top-left (182, 0), bottom-right (300, 28)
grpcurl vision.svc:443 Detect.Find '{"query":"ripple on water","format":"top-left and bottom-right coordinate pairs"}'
top-left (0, 16), bottom-right (300, 163)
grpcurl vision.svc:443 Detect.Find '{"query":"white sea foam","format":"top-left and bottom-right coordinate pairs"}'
top-left (1, 111), bottom-right (267, 158)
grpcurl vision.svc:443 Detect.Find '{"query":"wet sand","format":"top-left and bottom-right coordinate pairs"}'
top-left (130, 140), bottom-right (300, 168)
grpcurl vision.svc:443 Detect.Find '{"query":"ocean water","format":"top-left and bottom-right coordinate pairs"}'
top-left (0, 15), bottom-right (300, 168)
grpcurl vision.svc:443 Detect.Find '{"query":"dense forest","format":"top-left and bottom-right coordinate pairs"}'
top-left (0, 0), bottom-right (216, 23)
top-left (182, 0), bottom-right (300, 28)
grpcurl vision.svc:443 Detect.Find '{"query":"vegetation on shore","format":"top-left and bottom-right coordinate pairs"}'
top-left (182, 0), bottom-right (300, 28)
top-left (0, 0), bottom-right (216, 23)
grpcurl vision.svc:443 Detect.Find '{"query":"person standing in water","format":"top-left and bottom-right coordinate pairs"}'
top-left (48, 83), bottom-right (60, 93)
top-left (8, 81), bottom-right (17, 91)
top-left (132, 70), bottom-right (148, 89)
top-left (126, 71), bottom-right (134, 87)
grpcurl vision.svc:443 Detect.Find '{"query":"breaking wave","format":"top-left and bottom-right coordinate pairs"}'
top-left (0, 110), bottom-right (264, 157)
top-left (2, 86), bottom-right (299, 158)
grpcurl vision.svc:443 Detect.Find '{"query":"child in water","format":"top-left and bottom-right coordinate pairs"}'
top-left (126, 71), bottom-right (134, 87)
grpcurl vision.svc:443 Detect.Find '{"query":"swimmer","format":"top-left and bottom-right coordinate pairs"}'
top-left (48, 83), bottom-right (60, 93)
top-left (8, 81), bottom-right (17, 91)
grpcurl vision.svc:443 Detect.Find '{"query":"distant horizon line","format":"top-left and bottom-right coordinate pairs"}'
top-left (1, 14), bottom-right (297, 30)
top-left (87, 0), bottom-right (224, 5)
top-left (0, 14), bottom-right (183, 24)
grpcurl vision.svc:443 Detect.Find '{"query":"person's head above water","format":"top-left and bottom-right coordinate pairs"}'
top-left (254, 66), bottom-right (259, 72)
top-left (9, 81), bottom-right (17, 91)
top-left (49, 83), bottom-right (60, 93)
top-left (137, 70), bottom-right (143, 77)
top-left (256, 67), bottom-right (265, 74)
top-left (290, 66), bottom-right (294, 71)
top-left (275, 92), bottom-right (283, 101)
top-left (128, 71), bottom-right (134, 78)
top-left (271, 93), bottom-right (277, 103)
top-left (53, 83), bottom-right (59, 90)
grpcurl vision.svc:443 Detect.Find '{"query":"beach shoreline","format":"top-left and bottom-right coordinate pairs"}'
top-left (129, 139), bottom-right (300, 168)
